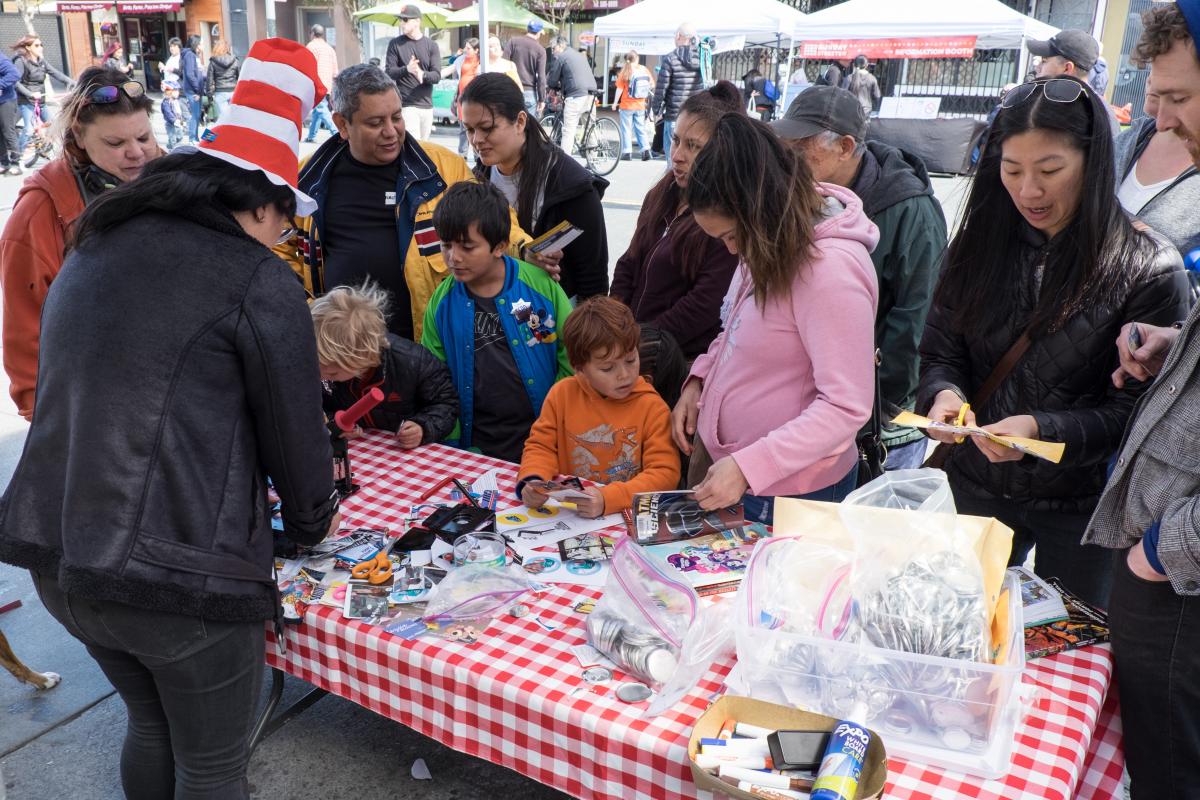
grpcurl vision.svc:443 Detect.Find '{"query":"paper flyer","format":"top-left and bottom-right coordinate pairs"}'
top-left (891, 410), bottom-right (1065, 463)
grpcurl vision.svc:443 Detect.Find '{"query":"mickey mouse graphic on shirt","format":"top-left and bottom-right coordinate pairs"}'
top-left (511, 298), bottom-right (557, 346)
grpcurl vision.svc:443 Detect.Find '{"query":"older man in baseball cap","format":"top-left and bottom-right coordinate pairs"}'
top-left (505, 20), bottom-right (548, 117)
top-left (773, 85), bottom-right (947, 473)
top-left (383, 3), bottom-right (441, 140)
top-left (1026, 29), bottom-right (1101, 79)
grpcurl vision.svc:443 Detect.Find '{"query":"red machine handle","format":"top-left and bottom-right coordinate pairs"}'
top-left (334, 388), bottom-right (384, 432)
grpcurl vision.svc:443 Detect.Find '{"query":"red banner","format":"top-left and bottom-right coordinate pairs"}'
top-left (116, 1), bottom-right (180, 10)
top-left (799, 36), bottom-right (978, 60)
top-left (56, 1), bottom-right (112, 11)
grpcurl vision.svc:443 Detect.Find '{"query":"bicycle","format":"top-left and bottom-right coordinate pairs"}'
top-left (540, 92), bottom-right (621, 177)
top-left (23, 97), bottom-right (56, 169)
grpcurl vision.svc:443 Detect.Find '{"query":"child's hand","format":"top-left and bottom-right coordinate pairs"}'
top-left (341, 425), bottom-right (364, 440)
top-left (395, 421), bottom-right (423, 449)
top-left (520, 483), bottom-right (550, 509)
top-left (575, 486), bottom-right (606, 519)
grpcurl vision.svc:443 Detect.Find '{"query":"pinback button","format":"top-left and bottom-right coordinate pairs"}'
top-left (509, 603), bottom-right (530, 618)
top-left (581, 666), bottom-right (612, 684)
top-left (615, 682), bottom-right (652, 703)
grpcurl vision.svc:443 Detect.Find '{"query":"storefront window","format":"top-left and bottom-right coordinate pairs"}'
top-left (91, 6), bottom-right (120, 58)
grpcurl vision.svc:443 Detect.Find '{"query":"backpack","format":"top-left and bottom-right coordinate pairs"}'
top-left (629, 70), bottom-right (651, 100)
top-left (761, 79), bottom-right (778, 101)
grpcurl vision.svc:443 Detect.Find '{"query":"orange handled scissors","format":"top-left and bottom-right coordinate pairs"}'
top-left (351, 551), bottom-right (393, 585)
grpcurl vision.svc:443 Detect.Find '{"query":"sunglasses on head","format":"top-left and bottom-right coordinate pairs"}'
top-left (82, 81), bottom-right (145, 107)
top-left (1000, 78), bottom-right (1086, 109)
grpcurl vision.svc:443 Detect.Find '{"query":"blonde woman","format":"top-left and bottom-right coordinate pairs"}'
top-left (611, 50), bottom-right (654, 160)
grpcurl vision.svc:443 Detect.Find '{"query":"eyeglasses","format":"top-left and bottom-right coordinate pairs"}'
top-left (1000, 78), bottom-right (1086, 109)
top-left (276, 226), bottom-right (296, 245)
top-left (82, 81), bottom-right (145, 107)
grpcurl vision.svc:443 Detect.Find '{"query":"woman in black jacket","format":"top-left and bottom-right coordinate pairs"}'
top-left (460, 72), bottom-right (609, 301)
top-left (206, 39), bottom-right (240, 121)
top-left (11, 35), bottom-right (73, 153)
top-left (0, 152), bottom-right (340, 798)
top-left (918, 76), bottom-right (1191, 607)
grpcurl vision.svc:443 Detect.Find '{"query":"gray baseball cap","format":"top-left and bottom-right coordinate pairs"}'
top-left (1026, 30), bottom-right (1100, 72)
top-left (771, 85), bottom-right (867, 141)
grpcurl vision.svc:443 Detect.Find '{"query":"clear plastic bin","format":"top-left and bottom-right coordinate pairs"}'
top-left (734, 569), bottom-right (1025, 778)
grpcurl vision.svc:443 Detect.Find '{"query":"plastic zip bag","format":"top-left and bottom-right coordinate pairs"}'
top-left (422, 563), bottom-right (533, 622)
top-left (586, 537), bottom-right (697, 690)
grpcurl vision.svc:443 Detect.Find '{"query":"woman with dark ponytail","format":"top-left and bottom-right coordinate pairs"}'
top-left (671, 113), bottom-right (880, 524)
top-left (460, 71), bottom-right (609, 301)
top-left (611, 80), bottom-right (743, 359)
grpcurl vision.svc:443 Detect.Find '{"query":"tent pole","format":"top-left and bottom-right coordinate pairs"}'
top-left (779, 41), bottom-right (795, 114)
top-left (478, 0), bottom-right (489, 71)
top-left (602, 35), bottom-right (610, 105)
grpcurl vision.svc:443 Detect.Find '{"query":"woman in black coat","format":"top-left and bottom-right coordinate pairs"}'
top-left (918, 76), bottom-right (1191, 607)
top-left (0, 151), bottom-right (340, 798)
top-left (459, 72), bottom-right (609, 301)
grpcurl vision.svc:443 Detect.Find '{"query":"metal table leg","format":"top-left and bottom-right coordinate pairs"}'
top-left (248, 667), bottom-right (328, 755)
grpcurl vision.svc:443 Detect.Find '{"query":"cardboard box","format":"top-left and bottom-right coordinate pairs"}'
top-left (688, 695), bottom-right (887, 799)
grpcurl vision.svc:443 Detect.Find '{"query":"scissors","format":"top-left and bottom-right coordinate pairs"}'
top-left (953, 402), bottom-right (971, 444)
top-left (351, 551), bottom-right (394, 585)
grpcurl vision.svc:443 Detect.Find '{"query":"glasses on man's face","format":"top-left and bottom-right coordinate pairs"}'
top-left (82, 81), bottom-right (146, 107)
top-left (1000, 78), bottom-right (1086, 109)
top-left (276, 226), bottom-right (297, 245)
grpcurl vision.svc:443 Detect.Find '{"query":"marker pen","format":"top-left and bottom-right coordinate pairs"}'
top-left (699, 738), bottom-right (772, 757)
top-left (734, 721), bottom-right (775, 739)
top-left (718, 764), bottom-right (813, 791)
top-left (693, 753), bottom-right (773, 771)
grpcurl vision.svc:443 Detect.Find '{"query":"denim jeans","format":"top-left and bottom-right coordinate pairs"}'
top-left (950, 489), bottom-right (1112, 608)
top-left (618, 107), bottom-right (649, 154)
top-left (306, 97), bottom-right (335, 141)
top-left (18, 101), bottom-right (49, 152)
top-left (884, 438), bottom-right (928, 471)
top-left (1108, 548), bottom-right (1200, 798)
top-left (187, 95), bottom-right (203, 142)
top-left (166, 124), bottom-right (185, 150)
top-left (662, 119), bottom-right (675, 161)
top-left (213, 90), bottom-right (233, 121)
top-left (31, 572), bottom-right (265, 800)
top-left (741, 464), bottom-right (859, 525)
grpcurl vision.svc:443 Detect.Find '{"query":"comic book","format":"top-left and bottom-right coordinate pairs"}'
top-left (1023, 577), bottom-right (1110, 660)
top-left (623, 490), bottom-right (745, 545)
top-left (644, 525), bottom-right (768, 595)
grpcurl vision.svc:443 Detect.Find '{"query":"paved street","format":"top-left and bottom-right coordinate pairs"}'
top-left (0, 121), bottom-right (970, 800)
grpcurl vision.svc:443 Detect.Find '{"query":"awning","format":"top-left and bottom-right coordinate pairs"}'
top-left (798, 36), bottom-right (979, 60)
top-left (56, 1), bottom-right (113, 11)
top-left (116, 0), bottom-right (181, 11)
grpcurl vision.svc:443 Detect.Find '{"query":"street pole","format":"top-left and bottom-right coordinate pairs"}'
top-left (478, 0), bottom-right (489, 72)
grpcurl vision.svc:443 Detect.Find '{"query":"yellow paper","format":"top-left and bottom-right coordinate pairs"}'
top-left (892, 410), bottom-right (1065, 464)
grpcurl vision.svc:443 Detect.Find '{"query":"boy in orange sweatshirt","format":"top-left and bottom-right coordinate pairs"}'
top-left (516, 296), bottom-right (681, 518)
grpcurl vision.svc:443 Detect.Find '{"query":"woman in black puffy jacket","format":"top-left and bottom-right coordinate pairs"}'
top-left (206, 39), bottom-right (240, 121)
top-left (918, 76), bottom-right (1191, 608)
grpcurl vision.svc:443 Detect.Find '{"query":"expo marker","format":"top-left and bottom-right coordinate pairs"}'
top-left (718, 764), bottom-right (815, 791)
top-left (693, 753), bottom-right (774, 771)
top-left (699, 738), bottom-right (772, 757)
top-left (734, 721), bottom-right (775, 739)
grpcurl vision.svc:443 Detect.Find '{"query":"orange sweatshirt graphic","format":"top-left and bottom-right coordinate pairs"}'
top-left (518, 375), bottom-right (680, 515)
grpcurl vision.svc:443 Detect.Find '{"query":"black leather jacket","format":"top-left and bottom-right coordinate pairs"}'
top-left (918, 223), bottom-right (1191, 514)
top-left (0, 206), bottom-right (337, 622)
top-left (206, 54), bottom-right (240, 95)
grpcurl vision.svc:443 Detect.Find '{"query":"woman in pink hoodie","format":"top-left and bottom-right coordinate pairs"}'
top-left (671, 113), bottom-right (879, 524)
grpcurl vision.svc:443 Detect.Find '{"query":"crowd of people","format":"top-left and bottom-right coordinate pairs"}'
top-left (0, 5), bottom-right (1199, 798)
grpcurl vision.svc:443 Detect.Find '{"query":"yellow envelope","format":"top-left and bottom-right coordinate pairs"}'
top-left (893, 410), bottom-right (1065, 464)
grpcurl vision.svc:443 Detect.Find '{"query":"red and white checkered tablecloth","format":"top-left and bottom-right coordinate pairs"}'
top-left (266, 434), bottom-right (1124, 800)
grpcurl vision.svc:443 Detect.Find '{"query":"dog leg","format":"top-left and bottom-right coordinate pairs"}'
top-left (0, 629), bottom-right (61, 690)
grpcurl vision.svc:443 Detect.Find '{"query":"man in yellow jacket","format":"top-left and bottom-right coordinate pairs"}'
top-left (275, 63), bottom-right (535, 340)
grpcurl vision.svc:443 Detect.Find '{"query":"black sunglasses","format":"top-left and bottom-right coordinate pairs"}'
top-left (1000, 78), bottom-right (1086, 109)
top-left (82, 81), bottom-right (145, 107)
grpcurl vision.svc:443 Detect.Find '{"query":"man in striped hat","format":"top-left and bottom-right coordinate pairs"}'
top-left (275, 63), bottom-right (531, 341)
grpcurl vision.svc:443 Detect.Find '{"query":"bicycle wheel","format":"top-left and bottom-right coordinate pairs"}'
top-left (582, 116), bottom-right (621, 177)
top-left (540, 112), bottom-right (562, 147)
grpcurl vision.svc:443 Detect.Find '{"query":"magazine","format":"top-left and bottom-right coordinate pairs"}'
top-left (1010, 565), bottom-right (1069, 626)
top-left (645, 524), bottom-right (768, 596)
top-left (527, 220), bottom-right (584, 254)
top-left (623, 490), bottom-right (745, 545)
top-left (1023, 577), bottom-right (1110, 660)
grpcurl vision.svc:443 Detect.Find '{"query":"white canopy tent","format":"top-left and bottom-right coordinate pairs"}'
top-left (593, 0), bottom-right (806, 56)
top-left (789, 0), bottom-right (1058, 50)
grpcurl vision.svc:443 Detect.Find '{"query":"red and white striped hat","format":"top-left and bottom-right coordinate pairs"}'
top-left (182, 38), bottom-right (327, 215)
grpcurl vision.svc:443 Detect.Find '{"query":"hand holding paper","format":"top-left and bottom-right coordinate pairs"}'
top-left (894, 410), bottom-right (1065, 463)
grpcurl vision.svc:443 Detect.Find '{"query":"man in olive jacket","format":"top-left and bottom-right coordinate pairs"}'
top-left (774, 86), bottom-right (947, 469)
